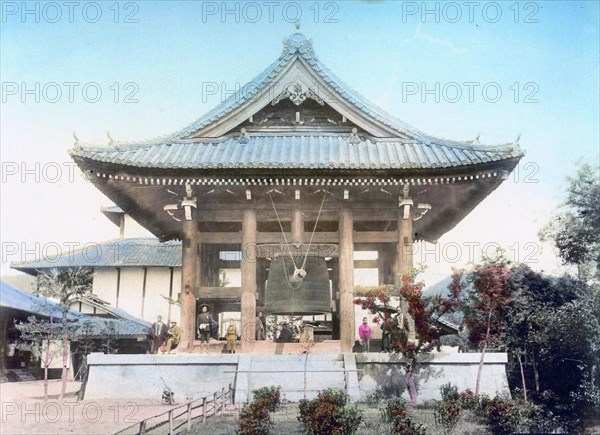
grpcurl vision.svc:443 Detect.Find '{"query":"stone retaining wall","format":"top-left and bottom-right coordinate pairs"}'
top-left (84, 352), bottom-right (509, 404)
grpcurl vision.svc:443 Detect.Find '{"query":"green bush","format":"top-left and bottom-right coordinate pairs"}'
top-left (439, 382), bottom-right (460, 402)
top-left (366, 388), bottom-right (384, 408)
top-left (459, 388), bottom-right (478, 410)
top-left (298, 388), bottom-right (363, 435)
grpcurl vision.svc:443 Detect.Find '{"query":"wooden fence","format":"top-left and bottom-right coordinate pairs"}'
top-left (115, 384), bottom-right (233, 435)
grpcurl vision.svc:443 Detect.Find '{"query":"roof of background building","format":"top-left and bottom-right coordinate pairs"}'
top-left (1, 280), bottom-right (150, 338)
top-left (11, 238), bottom-right (182, 275)
top-left (1, 279), bottom-right (83, 320)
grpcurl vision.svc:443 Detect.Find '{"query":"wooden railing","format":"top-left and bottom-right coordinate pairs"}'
top-left (115, 384), bottom-right (233, 435)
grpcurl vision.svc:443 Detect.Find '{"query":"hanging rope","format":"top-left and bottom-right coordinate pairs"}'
top-left (300, 191), bottom-right (328, 272)
top-left (268, 190), bottom-right (329, 290)
top-left (268, 192), bottom-right (300, 271)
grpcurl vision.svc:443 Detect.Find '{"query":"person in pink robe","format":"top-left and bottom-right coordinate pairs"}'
top-left (358, 317), bottom-right (373, 353)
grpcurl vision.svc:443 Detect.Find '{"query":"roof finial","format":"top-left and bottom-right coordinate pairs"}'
top-left (295, 20), bottom-right (301, 31)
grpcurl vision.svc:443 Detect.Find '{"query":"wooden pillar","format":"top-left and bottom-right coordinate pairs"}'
top-left (339, 209), bottom-right (354, 352)
top-left (398, 196), bottom-right (415, 341)
top-left (180, 216), bottom-right (199, 351)
top-left (291, 209), bottom-right (303, 245)
top-left (241, 209), bottom-right (257, 352)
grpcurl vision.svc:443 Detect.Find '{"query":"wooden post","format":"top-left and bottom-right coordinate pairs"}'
top-left (202, 397), bottom-right (207, 422)
top-left (186, 402), bottom-right (192, 430)
top-left (139, 420), bottom-right (146, 434)
top-left (168, 409), bottom-right (173, 434)
top-left (339, 209), bottom-right (354, 352)
top-left (221, 386), bottom-right (225, 417)
top-left (398, 195), bottom-right (415, 341)
top-left (241, 209), bottom-right (257, 352)
top-left (291, 208), bottom-right (303, 245)
top-left (180, 217), bottom-right (198, 351)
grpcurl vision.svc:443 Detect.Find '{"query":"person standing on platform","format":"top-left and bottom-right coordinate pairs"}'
top-left (226, 320), bottom-right (237, 354)
top-left (162, 321), bottom-right (181, 354)
top-left (196, 305), bottom-right (213, 354)
top-left (277, 322), bottom-right (294, 343)
top-left (255, 312), bottom-right (266, 340)
top-left (358, 317), bottom-right (373, 353)
top-left (149, 315), bottom-right (168, 354)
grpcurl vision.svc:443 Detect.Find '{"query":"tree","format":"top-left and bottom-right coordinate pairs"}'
top-left (540, 162), bottom-right (600, 281)
top-left (353, 270), bottom-right (463, 403)
top-left (15, 315), bottom-right (62, 401)
top-left (36, 268), bottom-right (92, 399)
top-left (463, 256), bottom-right (512, 396)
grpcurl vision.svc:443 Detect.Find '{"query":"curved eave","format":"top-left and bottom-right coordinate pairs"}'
top-left (70, 152), bottom-right (522, 243)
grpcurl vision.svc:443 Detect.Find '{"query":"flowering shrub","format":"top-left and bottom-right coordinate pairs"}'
top-left (435, 383), bottom-right (463, 433)
top-left (252, 386), bottom-right (281, 412)
top-left (236, 385), bottom-right (281, 435)
top-left (459, 388), bottom-right (478, 410)
top-left (381, 397), bottom-right (426, 435)
top-left (298, 388), bottom-right (362, 435)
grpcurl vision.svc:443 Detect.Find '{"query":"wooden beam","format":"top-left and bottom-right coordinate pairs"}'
top-left (354, 260), bottom-right (379, 269)
top-left (198, 231), bottom-right (399, 244)
top-left (195, 287), bottom-right (241, 299)
top-left (194, 208), bottom-right (399, 222)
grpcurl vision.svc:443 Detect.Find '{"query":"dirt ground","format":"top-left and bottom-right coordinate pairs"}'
top-left (0, 380), bottom-right (179, 434)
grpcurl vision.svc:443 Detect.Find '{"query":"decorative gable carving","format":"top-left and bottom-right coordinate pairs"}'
top-left (272, 82), bottom-right (325, 106)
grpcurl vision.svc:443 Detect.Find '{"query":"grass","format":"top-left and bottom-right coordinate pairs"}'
top-left (181, 402), bottom-right (488, 435)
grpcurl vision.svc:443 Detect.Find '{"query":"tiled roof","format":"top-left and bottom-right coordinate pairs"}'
top-left (2, 281), bottom-right (151, 338)
top-left (11, 238), bottom-right (182, 273)
top-left (71, 135), bottom-right (521, 170)
top-left (1, 280), bottom-right (83, 320)
top-left (69, 32), bottom-right (523, 170)
top-left (170, 32), bottom-right (431, 142)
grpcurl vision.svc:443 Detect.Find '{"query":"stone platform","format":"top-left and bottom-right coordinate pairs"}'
top-left (84, 352), bottom-right (509, 404)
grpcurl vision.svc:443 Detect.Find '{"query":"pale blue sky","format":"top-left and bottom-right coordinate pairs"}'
top-left (1, 1), bottom-right (598, 284)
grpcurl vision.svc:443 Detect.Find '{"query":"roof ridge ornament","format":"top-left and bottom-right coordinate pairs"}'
top-left (347, 128), bottom-right (361, 145)
top-left (72, 132), bottom-right (81, 150)
top-left (281, 31), bottom-right (315, 58)
top-left (238, 127), bottom-right (250, 144)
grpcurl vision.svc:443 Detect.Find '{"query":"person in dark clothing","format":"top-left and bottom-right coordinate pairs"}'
top-left (196, 305), bottom-right (213, 353)
top-left (277, 323), bottom-right (294, 343)
top-left (380, 314), bottom-right (397, 352)
top-left (149, 315), bottom-right (169, 354)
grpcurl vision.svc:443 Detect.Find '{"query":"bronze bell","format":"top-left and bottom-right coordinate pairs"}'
top-left (265, 255), bottom-right (331, 315)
